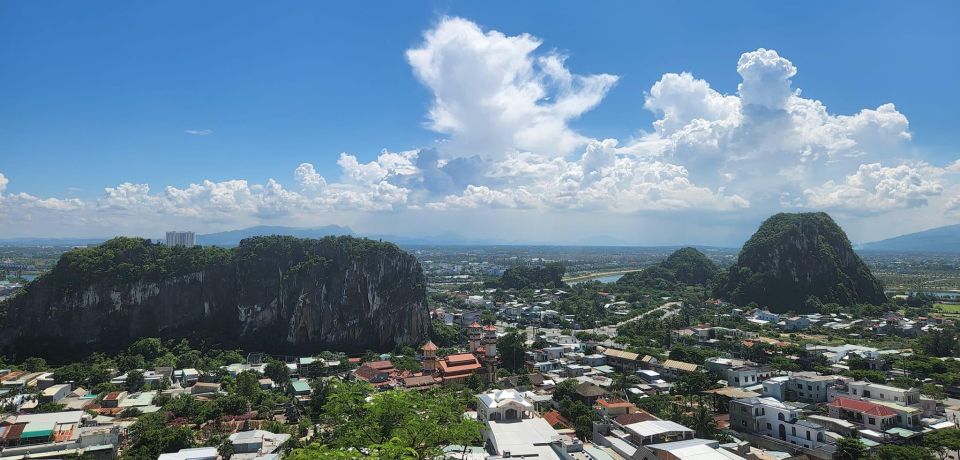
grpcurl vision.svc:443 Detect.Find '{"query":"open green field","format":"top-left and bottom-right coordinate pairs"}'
top-left (934, 303), bottom-right (960, 315)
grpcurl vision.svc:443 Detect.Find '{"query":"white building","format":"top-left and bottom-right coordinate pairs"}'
top-left (165, 231), bottom-right (196, 247)
top-left (477, 389), bottom-right (535, 422)
top-left (730, 397), bottom-right (827, 450)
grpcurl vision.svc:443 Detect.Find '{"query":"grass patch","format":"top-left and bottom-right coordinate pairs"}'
top-left (934, 303), bottom-right (960, 314)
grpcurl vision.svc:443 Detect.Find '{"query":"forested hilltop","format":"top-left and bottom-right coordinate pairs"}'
top-left (0, 235), bottom-right (429, 361)
top-left (716, 212), bottom-right (886, 312)
top-left (618, 247), bottom-right (719, 290)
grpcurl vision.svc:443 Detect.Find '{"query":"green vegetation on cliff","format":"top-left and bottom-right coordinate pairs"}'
top-left (618, 247), bottom-right (719, 290)
top-left (0, 235), bottom-right (428, 358)
top-left (716, 212), bottom-right (886, 312)
top-left (497, 262), bottom-right (565, 289)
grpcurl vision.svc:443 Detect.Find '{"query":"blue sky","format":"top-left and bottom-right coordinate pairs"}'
top-left (1, 1), bottom-right (958, 244)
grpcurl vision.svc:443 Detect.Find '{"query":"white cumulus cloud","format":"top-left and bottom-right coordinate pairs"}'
top-left (406, 16), bottom-right (618, 158)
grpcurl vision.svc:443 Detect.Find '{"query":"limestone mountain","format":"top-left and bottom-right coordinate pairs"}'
top-left (717, 212), bottom-right (886, 312)
top-left (0, 235), bottom-right (429, 360)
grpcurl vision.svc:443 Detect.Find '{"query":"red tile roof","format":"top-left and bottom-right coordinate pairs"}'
top-left (367, 360), bottom-right (395, 370)
top-left (421, 341), bottom-right (438, 351)
top-left (615, 410), bottom-right (659, 425)
top-left (543, 410), bottom-right (570, 428)
top-left (831, 397), bottom-right (896, 417)
top-left (597, 398), bottom-right (636, 409)
top-left (446, 353), bottom-right (479, 365)
top-left (468, 322), bottom-right (482, 328)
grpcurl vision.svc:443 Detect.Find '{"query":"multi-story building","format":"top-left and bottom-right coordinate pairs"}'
top-left (828, 397), bottom-right (899, 431)
top-left (730, 397), bottom-right (828, 450)
top-left (165, 231), bottom-right (196, 247)
top-left (843, 381), bottom-right (920, 406)
top-left (786, 372), bottom-right (838, 403)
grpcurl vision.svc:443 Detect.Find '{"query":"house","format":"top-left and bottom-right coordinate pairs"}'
top-left (483, 417), bottom-right (574, 458)
top-left (575, 382), bottom-right (607, 405)
top-left (0, 410), bottom-right (120, 459)
top-left (622, 420), bottom-right (695, 445)
top-left (730, 397), bottom-right (827, 449)
top-left (477, 389), bottom-right (535, 422)
top-left (175, 368), bottom-right (200, 385)
top-left (784, 317), bottom-right (811, 331)
top-left (101, 391), bottom-right (127, 408)
top-left (289, 379), bottom-right (311, 397)
top-left (752, 309), bottom-right (781, 324)
top-left (829, 397), bottom-right (898, 431)
top-left (843, 381), bottom-right (920, 406)
top-left (604, 348), bottom-right (641, 372)
top-left (643, 438), bottom-right (747, 460)
top-left (190, 382), bottom-right (221, 396)
top-left (40, 384), bottom-right (71, 403)
top-left (354, 360), bottom-right (398, 388)
top-left (228, 429), bottom-right (291, 458)
top-left (595, 398), bottom-right (638, 418)
top-left (658, 360), bottom-right (699, 380)
top-left (582, 354), bottom-right (607, 367)
top-left (786, 372), bottom-right (838, 403)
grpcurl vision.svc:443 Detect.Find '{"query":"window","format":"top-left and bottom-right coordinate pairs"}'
top-left (868, 417), bottom-right (876, 425)
top-left (767, 423), bottom-right (772, 429)
top-left (778, 413), bottom-right (785, 421)
top-left (742, 420), bottom-right (747, 427)
top-left (797, 383), bottom-right (803, 389)
top-left (807, 385), bottom-right (812, 390)
top-left (806, 431), bottom-right (811, 440)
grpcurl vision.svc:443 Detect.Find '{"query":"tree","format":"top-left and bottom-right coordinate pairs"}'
top-left (264, 361), bottom-right (290, 387)
top-left (553, 379), bottom-right (578, 404)
top-left (873, 444), bottom-right (933, 460)
top-left (21, 357), bottom-right (47, 372)
top-left (128, 337), bottom-right (166, 361)
top-left (498, 331), bottom-right (528, 373)
top-left (235, 371), bottom-right (261, 400)
top-left (122, 412), bottom-right (194, 459)
top-left (926, 428), bottom-right (960, 460)
top-left (921, 383), bottom-right (947, 400)
top-left (319, 381), bottom-right (482, 460)
top-left (673, 371), bottom-right (717, 397)
top-left (125, 370), bottom-right (145, 392)
top-left (836, 437), bottom-right (868, 460)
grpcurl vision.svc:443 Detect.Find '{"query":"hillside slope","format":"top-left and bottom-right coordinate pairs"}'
top-left (859, 224), bottom-right (960, 253)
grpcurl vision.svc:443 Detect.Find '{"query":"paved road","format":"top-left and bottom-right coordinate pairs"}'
top-left (496, 300), bottom-right (682, 340)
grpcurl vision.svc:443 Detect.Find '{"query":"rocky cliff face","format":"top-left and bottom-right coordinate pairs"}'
top-left (717, 212), bottom-right (886, 312)
top-left (0, 236), bottom-right (429, 359)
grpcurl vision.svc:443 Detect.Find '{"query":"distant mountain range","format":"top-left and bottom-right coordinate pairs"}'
top-left (4, 223), bottom-right (957, 251)
top-left (196, 225), bottom-right (354, 246)
top-left (858, 224), bottom-right (960, 253)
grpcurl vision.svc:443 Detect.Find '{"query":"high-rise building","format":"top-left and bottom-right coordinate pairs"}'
top-left (165, 231), bottom-right (196, 247)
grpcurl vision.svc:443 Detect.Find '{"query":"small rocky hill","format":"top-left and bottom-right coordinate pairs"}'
top-left (717, 212), bottom-right (886, 312)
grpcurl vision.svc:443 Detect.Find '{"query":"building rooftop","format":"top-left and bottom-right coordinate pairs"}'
top-left (831, 397), bottom-right (896, 417)
top-left (486, 418), bottom-right (561, 458)
top-left (624, 420), bottom-right (694, 438)
top-left (647, 438), bottom-right (746, 460)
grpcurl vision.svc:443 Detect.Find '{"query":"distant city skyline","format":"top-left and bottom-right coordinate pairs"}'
top-left (1, 2), bottom-right (958, 246)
